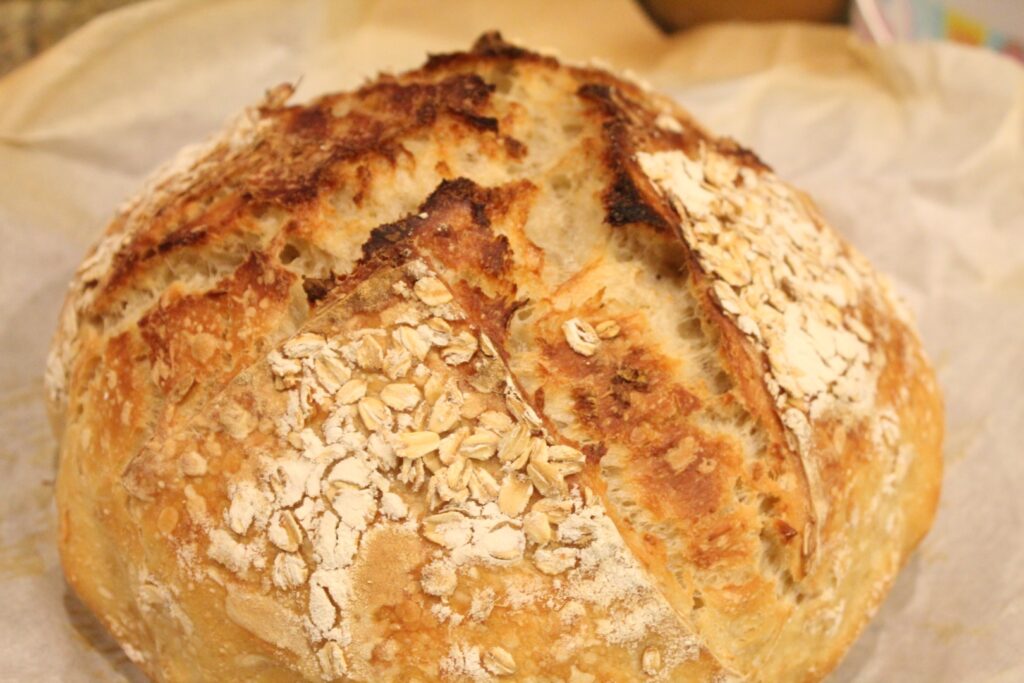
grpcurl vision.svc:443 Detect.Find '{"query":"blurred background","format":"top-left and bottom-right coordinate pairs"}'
top-left (1, 0), bottom-right (1021, 77)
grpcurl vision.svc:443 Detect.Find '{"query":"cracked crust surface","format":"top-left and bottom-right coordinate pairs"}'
top-left (47, 33), bottom-right (942, 682)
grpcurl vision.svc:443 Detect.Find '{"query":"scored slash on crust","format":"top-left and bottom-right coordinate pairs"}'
top-left (154, 259), bottom-right (691, 680)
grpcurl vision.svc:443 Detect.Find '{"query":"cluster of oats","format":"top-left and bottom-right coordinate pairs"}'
top-left (638, 147), bottom-right (879, 425)
top-left (188, 263), bottom-right (611, 680)
top-left (561, 317), bottom-right (620, 357)
top-left (431, 488), bottom-right (700, 681)
top-left (638, 146), bottom-right (886, 534)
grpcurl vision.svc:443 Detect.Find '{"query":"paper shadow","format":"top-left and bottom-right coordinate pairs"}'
top-left (829, 553), bottom-right (925, 681)
top-left (63, 586), bottom-right (147, 682)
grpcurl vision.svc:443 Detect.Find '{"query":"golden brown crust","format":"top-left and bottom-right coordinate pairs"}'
top-left (47, 32), bottom-right (942, 682)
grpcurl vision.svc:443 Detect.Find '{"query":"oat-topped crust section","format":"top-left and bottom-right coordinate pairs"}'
top-left (47, 33), bottom-right (942, 682)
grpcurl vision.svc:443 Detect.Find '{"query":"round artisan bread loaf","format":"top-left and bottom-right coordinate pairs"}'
top-left (46, 33), bottom-right (943, 682)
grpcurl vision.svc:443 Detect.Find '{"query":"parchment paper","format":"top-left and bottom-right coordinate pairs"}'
top-left (1, 1), bottom-right (1021, 680)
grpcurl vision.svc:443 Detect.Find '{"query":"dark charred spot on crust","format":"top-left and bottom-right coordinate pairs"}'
top-left (471, 31), bottom-right (530, 59)
top-left (421, 178), bottom-right (499, 229)
top-left (270, 179), bottom-right (323, 207)
top-left (440, 74), bottom-right (496, 110)
top-left (451, 111), bottom-right (499, 133)
top-left (503, 136), bottom-right (527, 159)
top-left (606, 172), bottom-right (670, 228)
top-left (571, 389), bottom-right (600, 426)
top-left (286, 106), bottom-right (330, 137)
top-left (356, 177), bottom-right (530, 350)
top-left (582, 442), bottom-right (607, 466)
top-left (576, 83), bottom-right (674, 233)
top-left (717, 137), bottom-right (770, 173)
top-left (233, 74), bottom-right (497, 210)
top-left (576, 83), bottom-right (620, 120)
top-left (613, 363), bottom-right (650, 390)
top-left (423, 31), bottom-right (559, 73)
top-left (368, 177), bottom-right (505, 235)
top-left (358, 177), bottom-right (493, 263)
top-left (481, 237), bottom-right (510, 275)
top-left (413, 180), bottom-right (525, 345)
top-left (413, 181), bottom-right (521, 284)
top-left (345, 73), bottom-right (494, 116)
top-left (471, 201), bottom-right (492, 229)
top-left (502, 297), bottom-right (531, 330)
top-left (533, 387), bottom-right (546, 413)
top-left (424, 177), bottom-right (492, 212)
top-left (415, 102), bottom-right (437, 125)
top-left (105, 251), bottom-right (142, 295)
top-left (156, 226), bottom-right (208, 254)
top-left (302, 275), bottom-right (337, 305)
top-left (360, 219), bottom-right (419, 262)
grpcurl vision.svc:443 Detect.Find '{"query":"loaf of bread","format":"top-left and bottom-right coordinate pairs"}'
top-left (45, 33), bottom-right (943, 682)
